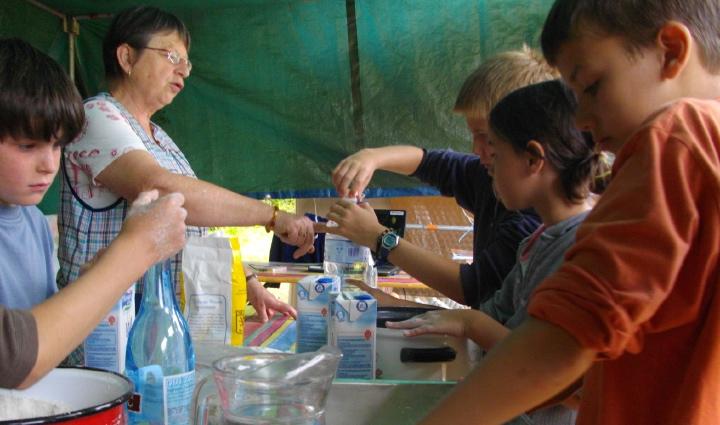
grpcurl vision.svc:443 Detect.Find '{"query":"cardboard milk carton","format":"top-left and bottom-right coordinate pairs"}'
top-left (296, 275), bottom-right (339, 353)
top-left (83, 287), bottom-right (135, 373)
top-left (329, 290), bottom-right (377, 379)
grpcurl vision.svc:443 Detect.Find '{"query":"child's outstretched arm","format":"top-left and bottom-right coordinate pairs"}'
top-left (20, 191), bottom-right (187, 388)
top-left (386, 309), bottom-right (509, 350)
top-left (319, 199), bottom-right (467, 303)
top-left (332, 146), bottom-right (424, 198)
top-left (419, 317), bottom-right (595, 425)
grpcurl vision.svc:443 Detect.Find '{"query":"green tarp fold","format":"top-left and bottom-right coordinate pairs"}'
top-left (1, 0), bottom-right (553, 213)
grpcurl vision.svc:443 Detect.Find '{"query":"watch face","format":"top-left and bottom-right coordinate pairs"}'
top-left (381, 232), bottom-right (400, 249)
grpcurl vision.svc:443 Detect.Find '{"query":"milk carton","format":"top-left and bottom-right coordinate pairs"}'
top-left (83, 287), bottom-right (135, 373)
top-left (329, 291), bottom-right (377, 379)
top-left (296, 275), bottom-right (339, 353)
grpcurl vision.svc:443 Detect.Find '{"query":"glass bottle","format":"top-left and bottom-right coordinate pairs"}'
top-left (125, 259), bottom-right (195, 425)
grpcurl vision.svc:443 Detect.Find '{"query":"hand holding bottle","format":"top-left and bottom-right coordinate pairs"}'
top-left (324, 199), bottom-right (386, 249)
top-left (321, 198), bottom-right (377, 290)
top-left (122, 190), bottom-right (187, 264)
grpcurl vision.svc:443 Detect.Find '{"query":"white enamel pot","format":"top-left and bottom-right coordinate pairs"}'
top-left (0, 367), bottom-right (132, 424)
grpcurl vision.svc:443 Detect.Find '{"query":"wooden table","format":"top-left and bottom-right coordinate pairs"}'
top-left (246, 262), bottom-right (430, 290)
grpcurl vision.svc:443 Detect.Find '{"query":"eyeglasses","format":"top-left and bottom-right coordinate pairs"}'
top-left (143, 47), bottom-right (192, 72)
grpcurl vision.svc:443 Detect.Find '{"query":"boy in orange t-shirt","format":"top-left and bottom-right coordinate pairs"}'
top-left (418, 1), bottom-right (720, 424)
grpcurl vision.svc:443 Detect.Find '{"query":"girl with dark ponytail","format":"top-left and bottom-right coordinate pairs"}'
top-left (488, 79), bottom-right (607, 203)
top-left (387, 79), bottom-right (600, 425)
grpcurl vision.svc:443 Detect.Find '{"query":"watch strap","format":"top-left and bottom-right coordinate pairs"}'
top-left (375, 228), bottom-right (391, 256)
top-left (377, 229), bottom-right (399, 262)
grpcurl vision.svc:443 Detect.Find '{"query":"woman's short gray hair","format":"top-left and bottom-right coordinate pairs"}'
top-left (103, 6), bottom-right (191, 84)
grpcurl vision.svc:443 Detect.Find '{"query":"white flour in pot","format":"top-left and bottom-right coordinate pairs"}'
top-left (0, 394), bottom-right (73, 420)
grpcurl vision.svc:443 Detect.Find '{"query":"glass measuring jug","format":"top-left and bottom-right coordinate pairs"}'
top-left (192, 346), bottom-right (341, 425)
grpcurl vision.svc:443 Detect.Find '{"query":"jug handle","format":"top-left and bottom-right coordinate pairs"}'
top-left (191, 374), bottom-right (212, 425)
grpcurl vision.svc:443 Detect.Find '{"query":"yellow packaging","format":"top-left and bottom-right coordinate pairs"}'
top-left (181, 235), bottom-right (247, 346)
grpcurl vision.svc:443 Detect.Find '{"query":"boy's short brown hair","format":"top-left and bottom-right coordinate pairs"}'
top-left (0, 38), bottom-right (84, 146)
top-left (541, 0), bottom-right (720, 73)
top-left (453, 45), bottom-right (558, 117)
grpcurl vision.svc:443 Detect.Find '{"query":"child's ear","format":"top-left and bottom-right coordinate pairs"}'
top-left (657, 21), bottom-right (691, 80)
top-left (525, 140), bottom-right (545, 172)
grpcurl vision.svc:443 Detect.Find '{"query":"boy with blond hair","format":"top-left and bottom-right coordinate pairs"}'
top-left (330, 47), bottom-right (556, 308)
top-left (454, 45), bottom-right (561, 159)
top-left (419, 1), bottom-right (720, 424)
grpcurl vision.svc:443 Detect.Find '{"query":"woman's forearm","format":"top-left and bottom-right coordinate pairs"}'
top-left (97, 151), bottom-right (275, 228)
top-left (152, 171), bottom-right (273, 227)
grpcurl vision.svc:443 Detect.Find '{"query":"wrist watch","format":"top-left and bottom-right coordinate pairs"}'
top-left (376, 229), bottom-right (400, 262)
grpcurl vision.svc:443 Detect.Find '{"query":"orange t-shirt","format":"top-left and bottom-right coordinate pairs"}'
top-left (528, 98), bottom-right (720, 424)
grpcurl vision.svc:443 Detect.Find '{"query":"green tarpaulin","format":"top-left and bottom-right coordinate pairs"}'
top-left (0, 0), bottom-right (553, 213)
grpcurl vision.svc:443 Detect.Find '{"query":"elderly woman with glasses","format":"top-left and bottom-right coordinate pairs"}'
top-left (58, 6), bottom-right (307, 364)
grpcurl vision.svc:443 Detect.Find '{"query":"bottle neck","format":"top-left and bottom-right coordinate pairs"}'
top-left (141, 259), bottom-right (177, 308)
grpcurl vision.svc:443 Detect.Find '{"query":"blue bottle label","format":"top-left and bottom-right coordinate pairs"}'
top-left (128, 365), bottom-right (163, 423)
top-left (163, 370), bottom-right (195, 425)
top-left (128, 367), bottom-right (194, 425)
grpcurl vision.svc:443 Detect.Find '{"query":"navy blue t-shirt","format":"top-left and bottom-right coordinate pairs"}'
top-left (412, 149), bottom-right (540, 308)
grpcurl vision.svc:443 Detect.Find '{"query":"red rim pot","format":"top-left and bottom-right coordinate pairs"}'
top-left (0, 367), bottom-right (132, 424)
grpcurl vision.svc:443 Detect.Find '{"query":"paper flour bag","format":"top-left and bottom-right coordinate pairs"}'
top-left (181, 235), bottom-right (247, 346)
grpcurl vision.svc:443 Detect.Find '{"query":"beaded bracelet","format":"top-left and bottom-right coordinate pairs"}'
top-left (265, 205), bottom-right (279, 233)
